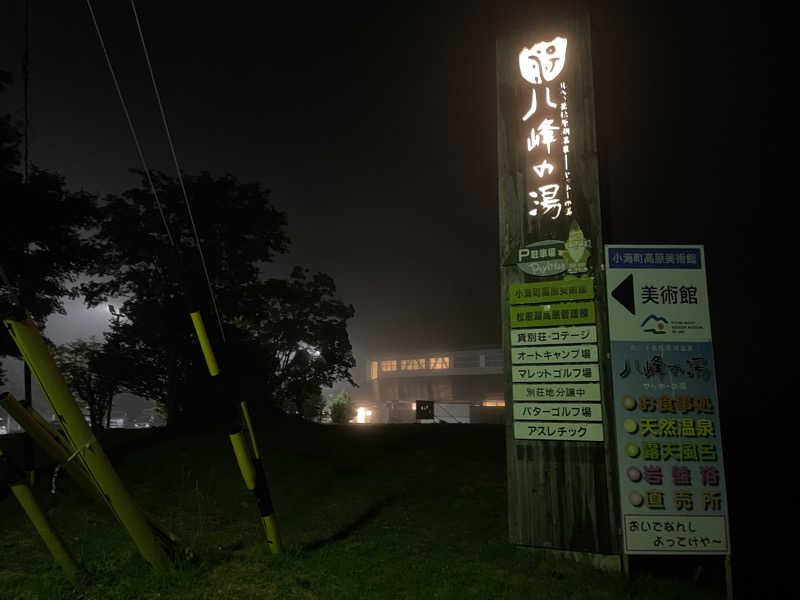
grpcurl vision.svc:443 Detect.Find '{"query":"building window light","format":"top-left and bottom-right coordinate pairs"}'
top-left (381, 360), bottom-right (397, 372)
top-left (483, 400), bottom-right (506, 407)
top-left (370, 361), bottom-right (378, 380)
top-left (401, 358), bottom-right (426, 370)
top-left (429, 356), bottom-right (450, 370)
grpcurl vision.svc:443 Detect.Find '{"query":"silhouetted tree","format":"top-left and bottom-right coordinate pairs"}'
top-left (233, 267), bottom-right (356, 418)
top-left (82, 170), bottom-right (293, 427)
top-left (0, 71), bottom-right (100, 385)
top-left (83, 170), bottom-right (357, 427)
top-left (52, 339), bottom-right (125, 431)
top-left (302, 391), bottom-right (326, 423)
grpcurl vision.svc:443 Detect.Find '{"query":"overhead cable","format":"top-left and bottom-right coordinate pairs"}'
top-left (129, 0), bottom-right (226, 342)
top-left (84, 0), bottom-right (176, 249)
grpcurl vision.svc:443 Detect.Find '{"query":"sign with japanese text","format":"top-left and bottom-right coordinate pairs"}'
top-left (510, 325), bottom-right (596, 346)
top-left (519, 36), bottom-right (572, 226)
top-left (513, 421), bottom-right (604, 441)
top-left (515, 35), bottom-right (592, 278)
top-left (512, 382), bottom-right (601, 402)
top-left (624, 515), bottom-right (729, 553)
top-left (513, 402), bottom-right (602, 421)
top-left (605, 246), bottom-right (710, 342)
top-left (510, 300), bottom-right (595, 328)
top-left (513, 344), bottom-right (598, 364)
top-left (605, 245), bottom-right (729, 555)
top-left (500, 14), bottom-right (621, 556)
top-left (510, 289), bottom-right (603, 440)
top-left (510, 277), bottom-right (594, 304)
top-left (513, 363), bottom-right (600, 383)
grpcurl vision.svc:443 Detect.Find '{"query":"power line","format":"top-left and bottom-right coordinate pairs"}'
top-left (127, 5), bottom-right (282, 552)
top-left (129, 0), bottom-right (226, 343)
top-left (23, 0), bottom-right (29, 184)
top-left (84, 0), bottom-right (176, 249)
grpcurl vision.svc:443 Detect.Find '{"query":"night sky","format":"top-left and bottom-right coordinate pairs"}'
top-left (1, 1), bottom-right (770, 418)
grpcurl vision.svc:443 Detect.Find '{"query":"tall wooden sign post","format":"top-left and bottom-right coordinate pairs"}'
top-left (498, 4), bottom-right (621, 569)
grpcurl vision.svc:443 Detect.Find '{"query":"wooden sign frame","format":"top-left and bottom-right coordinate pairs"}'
top-left (498, 5), bottom-right (621, 567)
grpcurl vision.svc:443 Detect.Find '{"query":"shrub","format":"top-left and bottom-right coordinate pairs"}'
top-left (328, 390), bottom-right (353, 424)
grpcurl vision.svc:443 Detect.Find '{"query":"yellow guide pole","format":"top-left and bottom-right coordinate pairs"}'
top-left (236, 400), bottom-right (282, 553)
top-left (189, 311), bottom-right (220, 376)
top-left (229, 431), bottom-right (257, 490)
top-left (1, 391), bottom-right (100, 500)
top-left (187, 310), bottom-right (282, 552)
top-left (0, 391), bottom-right (180, 549)
top-left (2, 316), bottom-right (171, 570)
top-left (1, 449), bottom-right (80, 580)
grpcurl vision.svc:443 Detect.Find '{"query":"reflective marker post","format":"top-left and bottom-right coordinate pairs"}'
top-left (187, 309), bottom-right (282, 553)
top-left (189, 311), bottom-right (220, 376)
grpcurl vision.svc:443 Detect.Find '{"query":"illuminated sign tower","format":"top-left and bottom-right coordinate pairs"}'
top-left (497, 8), bottom-right (621, 569)
top-left (498, 8), bottom-right (732, 593)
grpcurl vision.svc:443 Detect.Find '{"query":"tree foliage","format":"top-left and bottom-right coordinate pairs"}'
top-left (83, 170), bottom-right (355, 428)
top-left (1, 72), bottom-right (357, 421)
top-left (82, 170), bottom-right (289, 309)
top-left (0, 71), bottom-right (100, 385)
top-left (302, 391), bottom-right (327, 423)
top-left (232, 267), bottom-right (356, 418)
top-left (51, 338), bottom-right (125, 431)
top-left (78, 169), bottom-right (292, 427)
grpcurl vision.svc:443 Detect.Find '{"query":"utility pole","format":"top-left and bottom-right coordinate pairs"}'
top-left (22, 0), bottom-right (36, 487)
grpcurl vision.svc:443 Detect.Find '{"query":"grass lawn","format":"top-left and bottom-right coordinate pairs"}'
top-left (1, 419), bottom-right (730, 599)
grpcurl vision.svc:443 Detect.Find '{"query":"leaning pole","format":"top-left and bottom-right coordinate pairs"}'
top-left (2, 314), bottom-right (172, 570)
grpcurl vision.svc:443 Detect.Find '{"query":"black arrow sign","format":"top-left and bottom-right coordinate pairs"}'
top-left (611, 273), bottom-right (635, 315)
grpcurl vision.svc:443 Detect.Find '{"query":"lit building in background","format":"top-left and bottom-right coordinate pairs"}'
top-left (362, 347), bottom-right (504, 424)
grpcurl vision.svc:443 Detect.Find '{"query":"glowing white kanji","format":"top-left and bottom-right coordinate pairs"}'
top-left (526, 129), bottom-right (539, 151)
top-left (528, 183), bottom-right (563, 219)
top-left (522, 89), bottom-right (537, 122)
top-left (522, 88), bottom-right (557, 122)
top-left (526, 119), bottom-right (559, 153)
top-left (545, 87), bottom-right (557, 108)
top-left (532, 160), bottom-right (555, 178)
top-left (519, 36), bottom-right (568, 84)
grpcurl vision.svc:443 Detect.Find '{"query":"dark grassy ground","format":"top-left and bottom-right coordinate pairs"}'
top-left (0, 417), bottom-right (778, 599)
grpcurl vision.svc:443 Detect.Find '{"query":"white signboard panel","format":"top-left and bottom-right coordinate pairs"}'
top-left (512, 382), bottom-right (602, 402)
top-left (623, 515), bottom-right (728, 554)
top-left (605, 246), bottom-right (713, 342)
top-left (513, 364), bottom-right (600, 383)
top-left (510, 325), bottom-right (597, 346)
top-left (605, 245), bottom-right (730, 555)
top-left (514, 402), bottom-right (602, 421)
top-left (512, 344), bottom-right (598, 364)
top-left (514, 421), bottom-right (604, 441)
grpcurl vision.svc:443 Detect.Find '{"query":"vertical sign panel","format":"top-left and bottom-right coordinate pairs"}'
top-left (500, 6), bottom-right (619, 556)
top-left (507, 33), bottom-right (603, 444)
top-left (516, 34), bottom-right (594, 278)
top-left (605, 245), bottom-right (730, 555)
top-left (510, 278), bottom-right (603, 441)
